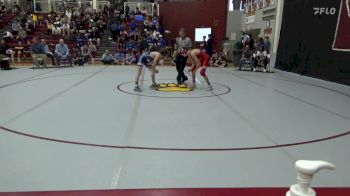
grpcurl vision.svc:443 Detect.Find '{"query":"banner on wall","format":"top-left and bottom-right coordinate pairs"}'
top-left (276, 0), bottom-right (350, 85)
top-left (332, 0), bottom-right (350, 51)
top-left (243, 0), bottom-right (275, 15)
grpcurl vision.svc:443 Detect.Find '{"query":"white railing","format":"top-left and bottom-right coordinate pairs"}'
top-left (124, 2), bottom-right (159, 16)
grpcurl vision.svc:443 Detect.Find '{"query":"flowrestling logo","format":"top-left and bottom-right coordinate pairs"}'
top-left (313, 7), bottom-right (337, 15)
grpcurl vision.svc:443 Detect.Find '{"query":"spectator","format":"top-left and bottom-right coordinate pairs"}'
top-left (31, 37), bottom-right (47, 68)
top-left (126, 37), bottom-right (136, 51)
top-left (206, 34), bottom-right (214, 57)
top-left (141, 7), bottom-right (147, 16)
top-left (125, 50), bottom-right (135, 65)
top-left (47, 21), bottom-right (54, 35)
top-left (248, 37), bottom-right (255, 50)
top-left (0, 39), bottom-right (12, 70)
top-left (158, 34), bottom-right (166, 50)
top-left (12, 20), bottom-right (21, 32)
top-left (52, 25), bottom-right (61, 35)
top-left (55, 39), bottom-right (73, 67)
top-left (252, 50), bottom-right (268, 72)
top-left (88, 27), bottom-right (101, 46)
top-left (0, 39), bottom-right (10, 59)
top-left (101, 50), bottom-right (114, 64)
top-left (76, 34), bottom-right (84, 49)
top-left (239, 45), bottom-right (253, 70)
top-left (264, 36), bottom-right (271, 54)
top-left (221, 37), bottom-right (231, 60)
top-left (257, 37), bottom-right (265, 52)
top-left (3, 31), bottom-right (13, 42)
top-left (0, 39), bottom-right (14, 62)
top-left (87, 40), bottom-right (97, 63)
top-left (130, 19), bottom-right (137, 31)
top-left (61, 21), bottom-right (70, 37)
top-left (16, 28), bottom-right (27, 44)
top-left (114, 50), bottom-right (125, 65)
top-left (66, 9), bottom-right (72, 24)
top-left (200, 36), bottom-right (207, 49)
top-left (212, 54), bottom-right (227, 67)
top-left (14, 41), bottom-right (30, 63)
top-left (41, 39), bottom-right (55, 66)
top-left (81, 44), bottom-right (92, 64)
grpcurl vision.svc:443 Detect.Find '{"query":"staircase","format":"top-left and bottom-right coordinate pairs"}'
top-left (96, 32), bottom-right (116, 61)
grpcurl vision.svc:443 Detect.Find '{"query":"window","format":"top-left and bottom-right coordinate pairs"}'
top-left (229, 0), bottom-right (244, 12)
top-left (229, 0), bottom-right (233, 11)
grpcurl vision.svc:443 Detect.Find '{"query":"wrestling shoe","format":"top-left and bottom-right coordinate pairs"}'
top-left (150, 83), bottom-right (159, 90)
top-left (134, 86), bottom-right (143, 92)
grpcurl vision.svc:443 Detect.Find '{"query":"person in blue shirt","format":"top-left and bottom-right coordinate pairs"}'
top-left (101, 50), bottom-right (114, 64)
top-left (158, 35), bottom-right (166, 50)
top-left (114, 50), bottom-right (125, 65)
top-left (125, 50), bottom-right (135, 65)
top-left (126, 38), bottom-right (135, 51)
top-left (76, 34), bottom-right (84, 49)
top-left (31, 37), bottom-right (47, 68)
top-left (55, 39), bottom-right (73, 67)
top-left (130, 20), bottom-right (137, 31)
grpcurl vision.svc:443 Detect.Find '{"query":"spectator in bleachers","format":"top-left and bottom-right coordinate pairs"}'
top-left (31, 37), bottom-right (47, 67)
top-left (46, 21), bottom-right (54, 34)
top-left (14, 41), bottom-right (30, 63)
top-left (12, 3), bottom-right (20, 15)
top-left (51, 24), bottom-right (61, 35)
top-left (0, 39), bottom-right (14, 69)
top-left (87, 40), bottom-right (97, 63)
top-left (257, 37), bottom-right (265, 52)
top-left (81, 44), bottom-right (92, 64)
top-left (252, 50), bottom-right (268, 72)
top-left (76, 34), bottom-right (84, 49)
top-left (12, 20), bottom-right (21, 33)
top-left (212, 53), bottom-right (227, 68)
top-left (55, 39), bottom-right (72, 67)
top-left (16, 28), bottom-right (27, 44)
top-left (157, 34), bottom-right (166, 51)
top-left (239, 45), bottom-right (253, 71)
top-left (126, 36), bottom-right (136, 51)
top-left (110, 22), bottom-right (119, 41)
top-left (3, 31), bottom-right (13, 42)
top-left (0, 39), bottom-right (10, 60)
top-left (221, 37), bottom-right (231, 60)
top-left (135, 7), bottom-right (141, 15)
top-left (264, 36), bottom-right (271, 54)
top-left (25, 18), bottom-right (35, 32)
top-left (101, 49), bottom-right (114, 65)
top-left (0, 2), bottom-right (5, 14)
top-left (88, 27), bottom-right (101, 46)
top-left (41, 39), bottom-right (55, 66)
top-left (65, 9), bottom-right (72, 25)
top-left (117, 31), bottom-right (126, 50)
top-left (130, 19), bottom-right (137, 31)
top-left (114, 50), bottom-right (125, 65)
top-left (62, 20), bottom-right (70, 37)
top-left (206, 34), bottom-right (214, 57)
top-left (141, 7), bottom-right (148, 16)
top-left (125, 50), bottom-right (135, 65)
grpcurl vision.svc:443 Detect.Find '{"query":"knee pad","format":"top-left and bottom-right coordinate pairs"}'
top-left (200, 68), bottom-right (206, 77)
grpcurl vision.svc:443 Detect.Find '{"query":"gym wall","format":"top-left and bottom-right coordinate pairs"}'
top-left (276, 0), bottom-right (350, 85)
top-left (159, 0), bottom-right (228, 52)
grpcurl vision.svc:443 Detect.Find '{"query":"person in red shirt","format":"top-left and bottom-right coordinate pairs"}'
top-left (187, 49), bottom-right (213, 91)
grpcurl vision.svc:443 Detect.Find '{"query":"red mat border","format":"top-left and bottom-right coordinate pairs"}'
top-left (1, 188), bottom-right (350, 196)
